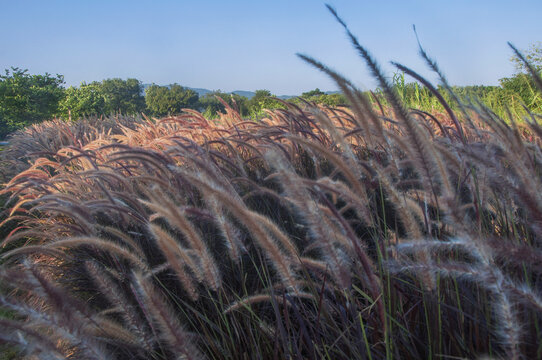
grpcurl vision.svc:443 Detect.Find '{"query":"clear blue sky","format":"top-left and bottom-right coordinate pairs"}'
top-left (1, 0), bottom-right (541, 95)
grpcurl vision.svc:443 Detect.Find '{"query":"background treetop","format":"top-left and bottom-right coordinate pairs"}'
top-left (0, 67), bottom-right (64, 138)
top-left (511, 42), bottom-right (542, 73)
top-left (145, 84), bottom-right (199, 117)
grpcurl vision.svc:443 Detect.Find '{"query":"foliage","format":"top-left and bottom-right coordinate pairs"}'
top-left (499, 73), bottom-right (542, 112)
top-left (377, 70), bottom-right (542, 118)
top-left (297, 88), bottom-right (348, 107)
top-left (511, 42), bottom-right (542, 73)
top-left (301, 88), bottom-right (326, 97)
top-left (0, 68), bottom-right (64, 139)
top-left (387, 71), bottom-right (441, 110)
top-left (58, 83), bottom-right (106, 120)
top-left (100, 78), bottom-right (146, 115)
top-left (58, 78), bottom-right (145, 120)
top-left (145, 84), bottom-right (199, 117)
top-left (199, 90), bottom-right (250, 118)
top-left (247, 89), bottom-right (286, 117)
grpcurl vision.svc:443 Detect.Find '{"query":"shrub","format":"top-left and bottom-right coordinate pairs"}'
top-left (58, 78), bottom-right (146, 121)
top-left (145, 84), bottom-right (199, 117)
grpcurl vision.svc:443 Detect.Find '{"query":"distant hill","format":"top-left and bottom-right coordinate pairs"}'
top-left (232, 91), bottom-right (296, 100)
top-left (189, 87), bottom-right (213, 97)
top-left (231, 90), bottom-right (255, 99)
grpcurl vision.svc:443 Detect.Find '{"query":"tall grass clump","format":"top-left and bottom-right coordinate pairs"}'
top-left (1, 7), bottom-right (542, 360)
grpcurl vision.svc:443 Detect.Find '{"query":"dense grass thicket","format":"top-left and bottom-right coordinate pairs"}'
top-left (374, 71), bottom-right (542, 121)
top-left (1, 9), bottom-right (542, 360)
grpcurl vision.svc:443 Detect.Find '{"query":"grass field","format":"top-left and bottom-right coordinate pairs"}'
top-left (1, 11), bottom-right (542, 360)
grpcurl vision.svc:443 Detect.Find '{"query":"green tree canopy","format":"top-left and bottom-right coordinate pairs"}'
top-left (247, 90), bottom-right (285, 117)
top-left (0, 67), bottom-right (65, 139)
top-left (511, 42), bottom-right (542, 73)
top-left (145, 84), bottom-right (199, 116)
top-left (292, 88), bottom-right (347, 108)
top-left (100, 78), bottom-right (145, 115)
top-left (58, 83), bottom-right (105, 120)
top-left (301, 88), bottom-right (325, 98)
top-left (58, 78), bottom-right (145, 120)
top-left (315, 93), bottom-right (347, 107)
top-left (199, 91), bottom-right (249, 118)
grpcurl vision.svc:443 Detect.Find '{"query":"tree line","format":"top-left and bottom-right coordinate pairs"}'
top-left (0, 68), bottom-right (348, 139)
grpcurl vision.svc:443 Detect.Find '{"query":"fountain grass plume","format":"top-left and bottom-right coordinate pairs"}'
top-left (0, 7), bottom-right (541, 359)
